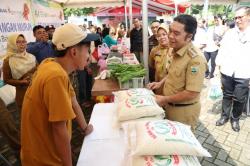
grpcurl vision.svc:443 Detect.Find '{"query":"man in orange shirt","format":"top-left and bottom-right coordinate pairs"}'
top-left (21, 24), bottom-right (99, 166)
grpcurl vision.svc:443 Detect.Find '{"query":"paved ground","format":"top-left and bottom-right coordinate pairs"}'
top-left (0, 78), bottom-right (250, 166)
top-left (196, 79), bottom-right (250, 166)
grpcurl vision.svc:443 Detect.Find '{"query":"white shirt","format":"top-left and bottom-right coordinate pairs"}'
top-left (204, 26), bottom-right (223, 52)
top-left (216, 27), bottom-right (250, 79)
top-left (193, 27), bottom-right (207, 50)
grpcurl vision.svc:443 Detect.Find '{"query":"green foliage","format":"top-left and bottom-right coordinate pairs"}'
top-left (63, 8), bottom-right (95, 17)
top-left (190, 5), bottom-right (204, 15)
top-left (209, 5), bottom-right (234, 17)
top-left (190, 4), bottom-right (234, 18)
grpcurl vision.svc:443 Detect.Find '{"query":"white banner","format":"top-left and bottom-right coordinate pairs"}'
top-left (31, 0), bottom-right (64, 28)
top-left (0, 0), bottom-right (33, 57)
top-left (0, 0), bottom-right (64, 57)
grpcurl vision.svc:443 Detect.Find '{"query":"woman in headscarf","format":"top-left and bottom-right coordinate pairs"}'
top-left (3, 33), bottom-right (36, 110)
top-left (147, 24), bottom-right (172, 95)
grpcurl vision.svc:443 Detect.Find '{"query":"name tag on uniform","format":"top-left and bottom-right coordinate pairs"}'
top-left (155, 51), bottom-right (161, 56)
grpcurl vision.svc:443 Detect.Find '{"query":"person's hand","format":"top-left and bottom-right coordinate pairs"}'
top-left (147, 82), bottom-right (161, 90)
top-left (21, 77), bottom-right (30, 85)
top-left (117, 26), bottom-right (120, 31)
top-left (41, 33), bottom-right (48, 42)
top-left (155, 95), bottom-right (167, 107)
top-left (22, 80), bottom-right (29, 85)
top-left (40, 37), bottom-right (47, 42)
top-left (215, 41), bottom-right (220, 46)
top-left (24, 75), bottom-right (31, 80)
top-left (83, 124), bottom-right (93, 136)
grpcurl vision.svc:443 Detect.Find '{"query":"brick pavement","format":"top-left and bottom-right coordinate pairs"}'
top-left (196, 79), bottom-right (250, 166)
top-left (1, 78), bottom-right (250, 166)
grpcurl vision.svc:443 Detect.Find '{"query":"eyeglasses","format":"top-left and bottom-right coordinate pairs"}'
top-left (16, 41), bottom-right (27, 45)
top-left (234, 15), bottom-right (245, 20)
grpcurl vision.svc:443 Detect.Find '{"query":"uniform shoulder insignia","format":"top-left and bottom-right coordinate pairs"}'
top-left (188, 47), bottom-right (199, 58)
top-left (155, 50), bottom-right (161, 56)
top-left (152, 45), bottom-right (160, 51)
top-left (150, 47), bottom-right (157, 54)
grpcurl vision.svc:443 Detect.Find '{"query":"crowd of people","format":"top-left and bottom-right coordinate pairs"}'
top-left (0, 5), bottom-right (249, 166)
top-left (144, 6), bottom-right (249, 133)
top-left (192, 7), bottom-right (250, 132)
top-left (0, 23), bottom-right (97, 165)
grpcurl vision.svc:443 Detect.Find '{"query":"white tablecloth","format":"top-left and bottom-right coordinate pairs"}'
top-left (77, 103), bottom-right (125, 166)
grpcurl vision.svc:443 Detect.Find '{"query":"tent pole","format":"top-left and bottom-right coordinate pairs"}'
top-left (124, 0), bottom-right (128, 31)
top-left (174, 1), bottom-right (178, 16)
top-left (203, 0), bottom-right (209, 20)
top-left (142, 0), bottom-right (149, 84)
top-left (129, 0), bottom-right (133, 29)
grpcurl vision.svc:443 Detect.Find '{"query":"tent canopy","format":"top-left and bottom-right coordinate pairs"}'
top-left (52, 0), bottom-right (124, 8)
top-left (191, 0), bottom-right (237, 5)
top-left (52, 0), bottom-right (190, 12)
top-left (132, 0), bottom-right (175, 14)
top-left (108, 6), bottom-right (140, 14)
top-left (93, 6), bottom-right (158, 16)
top-left (93, 0), bottom-right (190, 16)
top-left (53, 0), bottom-right (245, 8)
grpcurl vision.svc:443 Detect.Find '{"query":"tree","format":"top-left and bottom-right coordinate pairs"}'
top-left (190, 4), bottom-right (234, 19)
top-left (190, 5), bottom-right (204, 15)
top-left (63, 8), bottom-right (95, 17)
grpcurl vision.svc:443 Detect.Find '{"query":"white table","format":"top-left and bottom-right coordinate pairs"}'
top-left (76, 103), bottom-right (202, 166)
top-left (77, 103), bottom-right (125, 166)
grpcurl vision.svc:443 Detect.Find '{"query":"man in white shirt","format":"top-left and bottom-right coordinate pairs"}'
top-left (215, 7), bottom-right (250, 132)
top-left (193, 18), bottom-right (207, 51)
top-left (204, 15), bottom-right (225, 79)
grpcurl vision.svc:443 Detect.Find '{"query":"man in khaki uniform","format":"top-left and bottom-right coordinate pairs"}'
top-left (148, 14), bottom-right (207, 131)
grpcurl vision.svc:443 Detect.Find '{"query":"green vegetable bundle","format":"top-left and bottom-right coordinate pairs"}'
top-left (108, 64), bottom-right (146, 83)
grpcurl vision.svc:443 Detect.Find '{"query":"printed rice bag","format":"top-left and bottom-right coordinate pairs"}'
top-left (117, 96), bottom-right (165, 121)
top-left (122, 123), bottom-right (201, 166)
top-left (0, 84), bottom-right (16, 106)
top-left (127, 155), bottom-right (201, 166)
top-left (114, 114), bottom-right (164, 129)
top-left (128, 120), bottom-right (211, 157)
top-left (113, 88), bottom-right (154, 102)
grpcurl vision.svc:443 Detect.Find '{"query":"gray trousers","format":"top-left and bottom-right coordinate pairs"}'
top-left (221, 73), bottom-right (249, 121)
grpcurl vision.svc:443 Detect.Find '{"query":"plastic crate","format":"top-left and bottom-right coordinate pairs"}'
top-left (118, 77), bottom-right (144, 89)
top-left (132, 77), bottom-right (144, 88)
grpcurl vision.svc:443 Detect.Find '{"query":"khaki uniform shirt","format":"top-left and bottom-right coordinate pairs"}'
top-left (149, 45), bottom-right (172, 82)
top-left (163, 42), bottom-right (207, 104)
